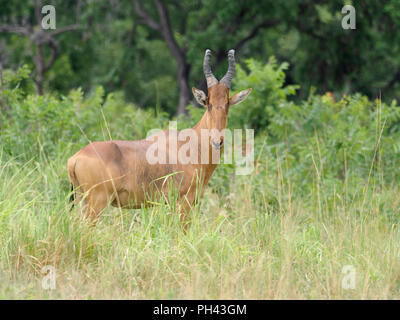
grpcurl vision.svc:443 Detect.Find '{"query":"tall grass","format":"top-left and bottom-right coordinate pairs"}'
top-left (1, 63), bottom-right (400, 299)
top-left (1, 137), bottom-right (399, 299)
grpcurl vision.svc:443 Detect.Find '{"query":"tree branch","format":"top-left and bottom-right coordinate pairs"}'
top-left (0, 25), bottom-right (30, 36)
top-left (0, 0), bottom-right (82, 95)
top-left (50, 0), bottom-right (82, 36)
top-left (50, 24), bottom-right (80, 36)
top-left (134, 0), bottom-right (190, 115)
top-left (35, 0), bottom-right (43, 28)
top-left (295, 2), bottom-right (326, 41)
top-left (153, 0), bottom-right (186, 63)
top-left (233, 19), bottom-right (280, 51)
top-left (295, 20), bottom-right (326, 41)
top-left (134, 0), bottom-right (161, 31)
top-left (43, 37), bottom-right (59, 73)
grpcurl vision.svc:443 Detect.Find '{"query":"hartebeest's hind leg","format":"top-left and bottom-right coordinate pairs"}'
top-left (83, 186), bottom-right (112, 222)
top-left (68, 157), bottom-right (110, 222)
top-left (68, 159), bottom-right (88, 218)
top-left (72, 188), bottom-right (87, 216)
top-left (70, 187), bottom-right (109, 224)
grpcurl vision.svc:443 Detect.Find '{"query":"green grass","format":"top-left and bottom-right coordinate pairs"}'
top-left (0, 141), bottom-right (400, 300)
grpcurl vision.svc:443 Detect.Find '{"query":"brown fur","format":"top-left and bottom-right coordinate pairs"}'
top-left (68, 83), bottom-right (251, 225)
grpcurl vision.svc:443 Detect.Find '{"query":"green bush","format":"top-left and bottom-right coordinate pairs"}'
top-left (228, 56), bottom-right (299, 131)
top-left (210, 58), bottom-right (400, 197)
top-left (2, 61), bottom-right (400, 299)
top-left (2, 61), bottom-right (400, 190)
top-left (0, 67), bottom-right (169, 160)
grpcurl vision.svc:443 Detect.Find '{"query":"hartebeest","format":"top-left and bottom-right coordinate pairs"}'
top-left (68, 49), bottom-right (251, 224)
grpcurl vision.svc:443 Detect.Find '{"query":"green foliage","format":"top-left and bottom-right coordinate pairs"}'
top-left (228, 57), bottom-right (299, 131)
top-left (0, 67), bottom-right (169, 160)
top-left (1, 61), bottom-right (400, 299)
top-left (222, 59), bottom-right (400, 198)
top-left (3, 1), bottom-right (400, 114)
top-left (3, 60), bottom-right (400, 194)
top-left (265, 92), bottom-right (400, 188)
top-left (3, 0), bottom-right (400, 300)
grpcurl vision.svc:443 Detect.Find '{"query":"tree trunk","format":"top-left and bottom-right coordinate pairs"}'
top-left (35, 43), bottom-right (44, 95)
top-left (135, 0), bottom-right (192, 116)
top-left (177, 63), bottom-right (190, 116)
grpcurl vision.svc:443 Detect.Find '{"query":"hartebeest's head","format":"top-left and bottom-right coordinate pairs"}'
top-left (192, 49), bottom-right (252, 150)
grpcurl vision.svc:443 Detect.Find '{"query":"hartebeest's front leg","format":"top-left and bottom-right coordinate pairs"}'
top-left (177, 195), bottom-right (195, 231)
top-left (176, 182), bottom-right (204, 231)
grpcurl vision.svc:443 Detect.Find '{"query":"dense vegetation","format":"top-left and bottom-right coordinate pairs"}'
top-left (2, 1), bottom-right (400, 115)
top-left (1, 59), bottom-right (400, 298)
top-left (2, 0), bottom-right (400, 299)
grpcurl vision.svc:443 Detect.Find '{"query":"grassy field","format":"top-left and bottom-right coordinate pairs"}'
top-left (1, 137), bottom-right (399, 299)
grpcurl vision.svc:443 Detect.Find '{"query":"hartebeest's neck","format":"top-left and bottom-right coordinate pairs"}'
top-left (190, 110), bottom-right (224, 183)
top-left (192, 111), bottom-right (209, 132)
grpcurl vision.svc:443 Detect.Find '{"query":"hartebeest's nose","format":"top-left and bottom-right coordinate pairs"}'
top-left (212, 139), bottom-right (224, 150)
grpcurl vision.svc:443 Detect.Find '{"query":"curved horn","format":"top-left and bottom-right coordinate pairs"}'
top-left (220, 49), bottom-right (235, 88)
top-left (203, 49), bottom-right (218, 88)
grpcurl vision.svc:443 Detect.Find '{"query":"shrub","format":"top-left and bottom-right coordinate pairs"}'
top-left (0, 67), bottom-right (169, 160)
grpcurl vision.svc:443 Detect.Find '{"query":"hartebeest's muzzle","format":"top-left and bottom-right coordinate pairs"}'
top-left (212, 139), bottom-right (224, 150)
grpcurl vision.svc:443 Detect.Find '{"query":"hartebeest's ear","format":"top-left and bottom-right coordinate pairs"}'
top-left (229, 88), bottom-right (252, 106)
top-left (192, 87), bottom-right (207, 107)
